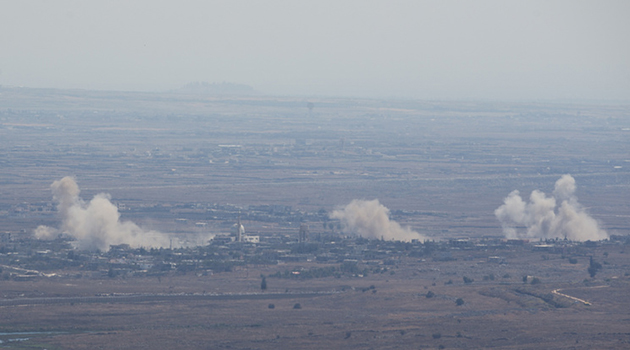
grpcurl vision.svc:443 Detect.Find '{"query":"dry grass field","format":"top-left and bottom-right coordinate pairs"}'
top-left (1, 245), bottom-right (628, 349)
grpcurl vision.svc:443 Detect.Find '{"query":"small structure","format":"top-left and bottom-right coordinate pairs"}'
top-left (487, 256), bottom-right (505, 264)
top-left (506, 239), bottom-right (528, 245)
top-left (242, 235), bottom-right (260, 243)
top-left (212, 235), bottom-right (234, 245)
top-left (450, 238), bottom-right (471, 247)
top-left (533, 244), bottom-right (555, 252)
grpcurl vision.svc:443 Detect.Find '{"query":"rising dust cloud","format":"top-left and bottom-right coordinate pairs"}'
top-left (35, 177), bottom-right (209, 251)
top-left (495, 174), bottom-right (608, 241)
top-left (331, 199), bottom-right (426, 242)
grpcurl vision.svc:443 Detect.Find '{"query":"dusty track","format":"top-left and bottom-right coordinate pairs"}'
top-left (551, 285), bottom-right (609, 306)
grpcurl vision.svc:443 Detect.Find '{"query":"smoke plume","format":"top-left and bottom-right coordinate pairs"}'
top-left (331, 199), bottom-right (426, 242)
top-left (494, 174), bottom-right (607, 241)
top-left (35, 177), bottom-right (177, 251)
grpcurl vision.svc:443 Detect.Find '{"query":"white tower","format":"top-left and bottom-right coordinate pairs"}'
top-left (231, 213), bottom-right (245, 242)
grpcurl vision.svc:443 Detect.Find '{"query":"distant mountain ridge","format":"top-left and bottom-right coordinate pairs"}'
top-left (172, 82), bottom-right (257, 96)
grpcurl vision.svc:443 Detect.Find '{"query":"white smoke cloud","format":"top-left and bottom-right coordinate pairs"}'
top-left (495, 174), bottom-right (607, 241)
top-left (35, 177), bottom-right (200, 251)
top-left (34, 225), bottom-right (58, 240)
top-left (331, 199), bottom-right (426, 242)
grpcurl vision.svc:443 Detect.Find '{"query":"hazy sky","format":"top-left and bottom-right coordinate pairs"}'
top-left (1, 0), bottom-right (629, 100)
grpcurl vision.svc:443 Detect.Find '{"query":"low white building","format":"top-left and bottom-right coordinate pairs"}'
top-left (242, 235), bottom-right (259, 243)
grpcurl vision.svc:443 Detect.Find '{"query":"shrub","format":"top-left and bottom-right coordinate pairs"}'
top-left (463, 276), bottom-right (474, 284)
top-left (432, 333), bottom-right (442, 339)
top-left (455, 298), bottom-right (465, 306)
top-left (588, 257), bottom-right (602, 278)
top-left (426, 291), bottom-right (435, 298)
top-left (261, 277), bottom-right (267, 291)
top-left (268, 303), bottom-right (275, 309)
top-left (293, 303), bottom-right (302, 309)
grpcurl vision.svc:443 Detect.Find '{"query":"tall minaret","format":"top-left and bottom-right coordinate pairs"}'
top-left (236, 213), bottom-right (244, 242)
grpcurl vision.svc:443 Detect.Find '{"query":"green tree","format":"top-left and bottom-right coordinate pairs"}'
top-left (261, 276), bottom-right (267, 291)
top-left (588, 256), bottom-right (602, 278)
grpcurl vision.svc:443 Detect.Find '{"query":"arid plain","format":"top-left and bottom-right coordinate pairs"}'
top-left (1, 245), bottom-right (629, 349)
top-left (0, 88), bottom-right (629, 349)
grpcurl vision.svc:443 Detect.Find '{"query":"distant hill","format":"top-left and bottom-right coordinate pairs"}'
top-left (171, 82), bottom-right (257, 96)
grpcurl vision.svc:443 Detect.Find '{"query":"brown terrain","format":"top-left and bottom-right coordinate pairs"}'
top-left (1, 244), bottom-right (629, 349)
top-left (0, 88), bottom-right (628, 349)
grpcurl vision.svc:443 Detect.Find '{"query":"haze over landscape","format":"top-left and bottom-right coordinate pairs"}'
top-left (1, 1), bottom-right (629, 349)
top-left (1, 0), bottom-right (629, 100)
